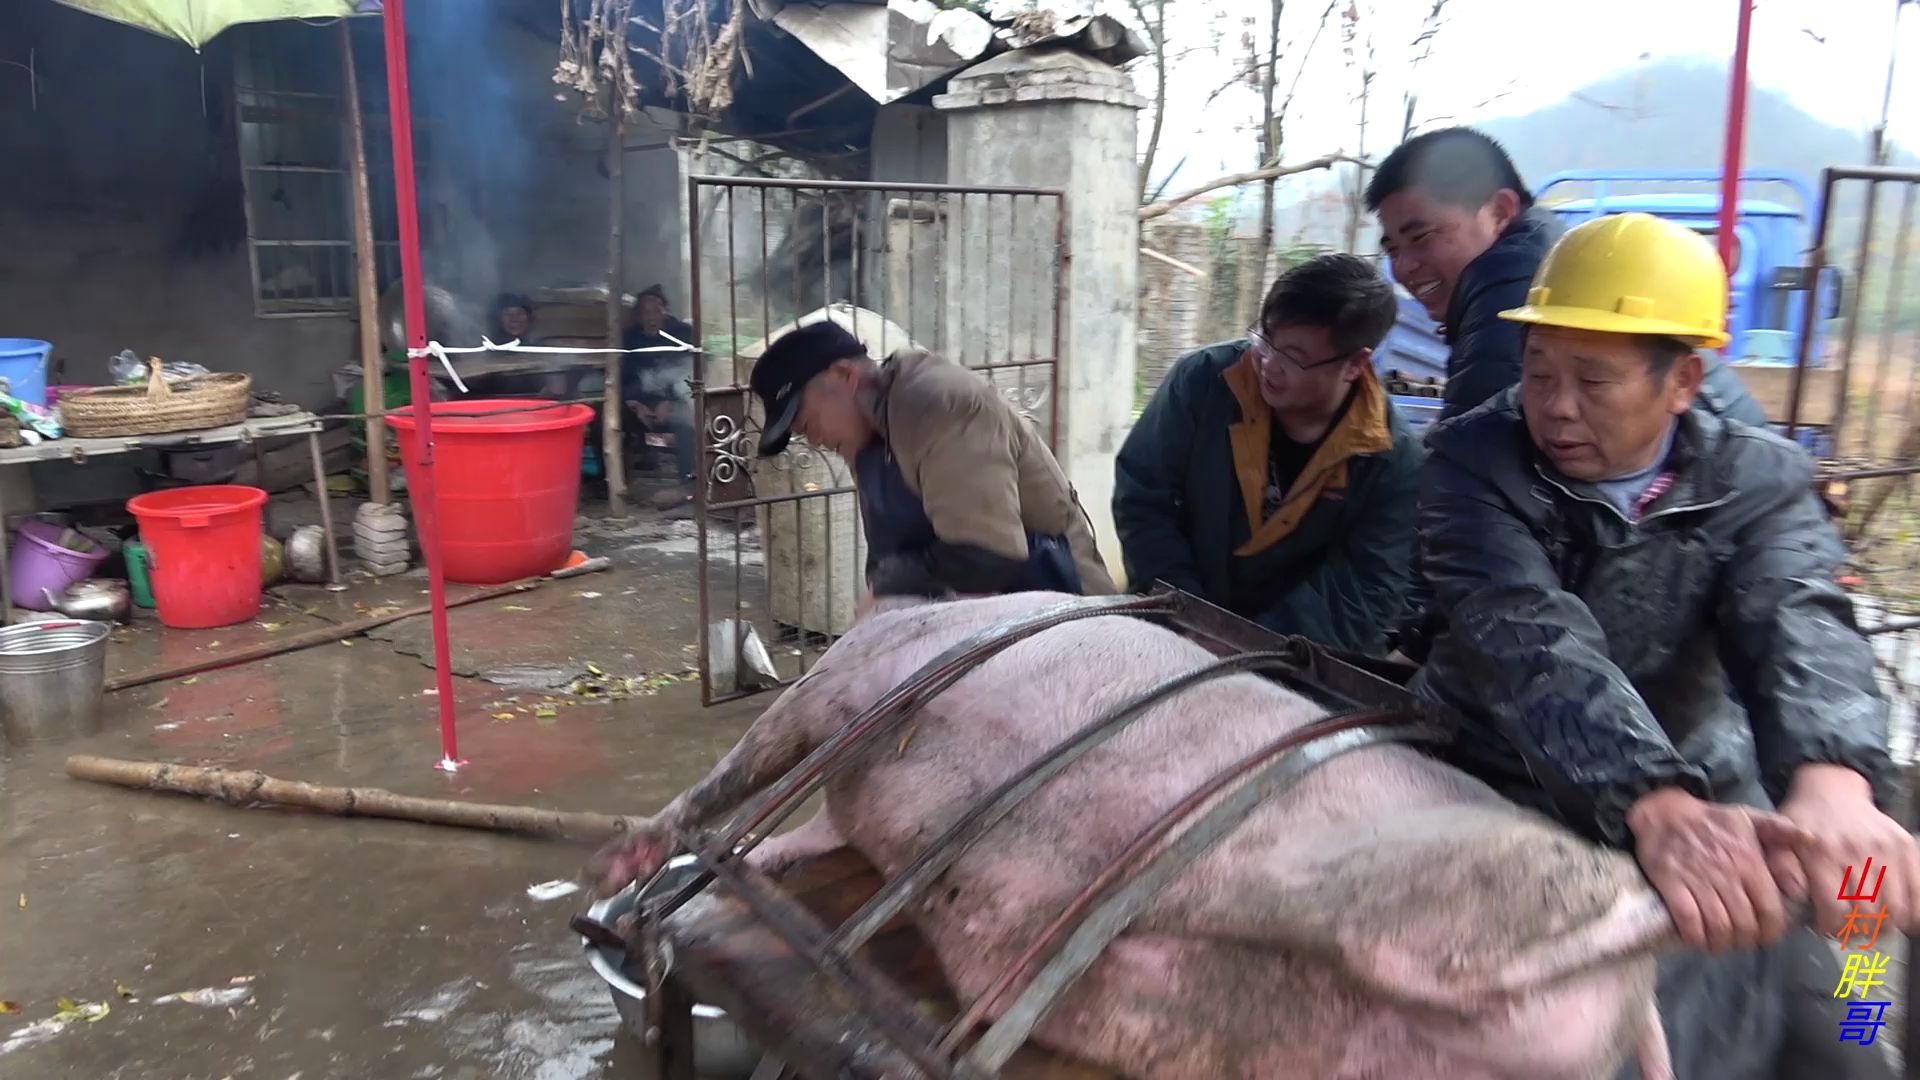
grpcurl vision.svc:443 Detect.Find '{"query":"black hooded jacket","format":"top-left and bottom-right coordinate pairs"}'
top-left (1408, 393), bottom-right (1897, 849)
top-left (1438, 205), bottom-right (1563, 420)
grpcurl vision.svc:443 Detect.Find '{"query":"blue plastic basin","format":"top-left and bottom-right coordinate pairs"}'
top-left (0, 339), bottom-right (52, 407)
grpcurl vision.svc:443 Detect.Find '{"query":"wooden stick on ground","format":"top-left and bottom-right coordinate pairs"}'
top-left (106, 577), bottom-right (542, 693)
top-left (66, 755), bottom-right (640, 843)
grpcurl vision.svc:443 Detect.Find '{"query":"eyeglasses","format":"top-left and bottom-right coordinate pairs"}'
top-left (1247, 326), bottom-right (1353, 372)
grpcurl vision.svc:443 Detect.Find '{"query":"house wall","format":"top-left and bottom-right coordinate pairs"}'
top-left (0, 1), bottom-right (687, 416)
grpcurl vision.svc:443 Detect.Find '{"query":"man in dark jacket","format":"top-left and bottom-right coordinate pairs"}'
top-left (1113, 254), bottom-right (1422, 655)
top-left (1412, 212), bottom-right (1915, 1080)
top-left (1366, 126), bottom-right (1768, 428)
top-left (1372, 127), bottom-right (1771, 661)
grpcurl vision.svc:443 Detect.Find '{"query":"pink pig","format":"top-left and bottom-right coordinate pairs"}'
top-left (596, 592), bottom-right (1679, 1079)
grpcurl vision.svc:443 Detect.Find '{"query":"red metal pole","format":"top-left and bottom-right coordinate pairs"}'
top-left (379, 0), bottom-right (463, 770)
top-left (1716, 0), bottom-right (1756, 274)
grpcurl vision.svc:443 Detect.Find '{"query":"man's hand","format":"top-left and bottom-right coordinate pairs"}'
top-left (1768, 763), bottom-right (1920, 938)
top-left (1626, 786), bottom-right (1807, 953)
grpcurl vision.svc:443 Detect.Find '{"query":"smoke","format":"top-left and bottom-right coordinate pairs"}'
top-left (633, 350), bottom-right (695, 402)
top-left (400, 4), bottom-right (538, 320)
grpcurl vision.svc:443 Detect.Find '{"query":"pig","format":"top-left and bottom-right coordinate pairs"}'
top-left (595, 592), bottom-right (1679, 1079)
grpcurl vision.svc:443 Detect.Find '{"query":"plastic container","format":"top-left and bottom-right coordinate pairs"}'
top-left (0, 619), bottom-right (110, 747)
top-left (0, 339), bottom-right (52, 407)
top-left (8, 520), bottom-right (111, 611)
top-left (122, 540), bottom-right (157, 608)
top-left (387, 400), bottom-right (594, 584)
top-left (126, 485), bottom-right (268, 629)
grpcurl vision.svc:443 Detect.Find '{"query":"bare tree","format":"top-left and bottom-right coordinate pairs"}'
top-left (1250, 0), bottom-right (1284, 293)
top-left (1398, 0), bottom-right (1450, 143)
top-left (1126, 0), bottom-right (1172, 200)
top-left (1340, 1), bottom-right (1376, 252)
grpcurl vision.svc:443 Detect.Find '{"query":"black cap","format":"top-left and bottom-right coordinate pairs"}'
top-left (749, 321), bottom-right (866, 456)
top-left (637, 283), bottom-right (667, 304)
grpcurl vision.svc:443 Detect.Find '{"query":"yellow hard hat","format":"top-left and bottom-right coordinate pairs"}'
top-left (1498, 211), bottom-right (1731, 348)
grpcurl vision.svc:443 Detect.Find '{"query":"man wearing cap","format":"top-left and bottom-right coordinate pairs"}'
top-left (749, 322), bottom-right (1115, 603)
top-left (1410, 211), bottom-right (1913, 1079)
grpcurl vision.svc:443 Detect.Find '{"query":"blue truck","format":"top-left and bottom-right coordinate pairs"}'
top-left (1374, 169), bottom-right (1846, 452)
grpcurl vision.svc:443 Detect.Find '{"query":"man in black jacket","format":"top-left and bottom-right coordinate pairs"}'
top-left (1413, 211), bottom-right (1913, 1079)
top-left (1366, 126), bottom-right (1768, 428)
top-left (1114, 254), bottom-right (1421, 655)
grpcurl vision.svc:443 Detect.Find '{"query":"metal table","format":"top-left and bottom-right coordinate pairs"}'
top-left (0, 413), bottom-right (342, 624)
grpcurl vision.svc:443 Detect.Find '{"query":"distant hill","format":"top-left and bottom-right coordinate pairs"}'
top-left (1266, 56), bottom-right (1911, 245)
top-left (1477, 57), bottom-right (1908, 181)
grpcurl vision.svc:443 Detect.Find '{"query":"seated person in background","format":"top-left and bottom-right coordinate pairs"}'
top-left (470, 292), bottom-right (549, 397)
top-left (491, 292), bottom-right (542, 346)
top-left (620, 284), bottom-right (697, 484)
top-left (1113, 254), bottom-right (1423, 655)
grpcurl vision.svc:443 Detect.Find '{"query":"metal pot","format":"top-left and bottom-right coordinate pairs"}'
top-left (42, 579), bottom-right (131, 623)
top-left (286, 525), bottom-right (327, 584)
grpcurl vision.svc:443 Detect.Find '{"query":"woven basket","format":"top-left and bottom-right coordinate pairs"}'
top-left (61, 358), bottom-right (253, 439)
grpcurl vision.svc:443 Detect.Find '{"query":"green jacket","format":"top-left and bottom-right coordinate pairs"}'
top-left (1113, 341), bottom-right (1424, 654)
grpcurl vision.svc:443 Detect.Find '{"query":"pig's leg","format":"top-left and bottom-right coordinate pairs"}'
top-left (1635, 997), bottom-right (1673, 1080)
top-left (591, 675), bottom-right (849, 892)
top-left (745, 806), bottom-right (846, 877)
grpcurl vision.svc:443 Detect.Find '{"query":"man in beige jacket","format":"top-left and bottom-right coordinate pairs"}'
top-left (749, 321), bottom-right (1115, 602)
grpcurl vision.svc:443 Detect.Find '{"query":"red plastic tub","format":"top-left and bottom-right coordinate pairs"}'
top-left (387, 400), bottom-right (594, 585)
top-left (127, 485), bottom-right (268, 629)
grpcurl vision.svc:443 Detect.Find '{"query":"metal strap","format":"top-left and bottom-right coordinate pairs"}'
top-left (828, 651), bottom-right (1301, 954)
top-left (950, 712), bottom-right (1447, 1073)
top-left (658, 593), bottom-right (1174, 917)
top-left (681, 837), bottom-right (968, 1080)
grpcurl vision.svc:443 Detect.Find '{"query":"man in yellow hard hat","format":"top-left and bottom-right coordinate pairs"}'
top-left (1407, 211), bottom-right (1913, 1079)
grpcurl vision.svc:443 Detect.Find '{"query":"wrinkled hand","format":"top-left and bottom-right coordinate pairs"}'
top-left (1626, 787), bottom-right (1808, 953)
top-left (587, 818), bottom-right (673, 898)
top-left (1768, 764), bottom-right (1920, 939)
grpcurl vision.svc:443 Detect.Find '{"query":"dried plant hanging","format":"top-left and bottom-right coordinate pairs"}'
top-left (555, 0), bottom-right (748, 122)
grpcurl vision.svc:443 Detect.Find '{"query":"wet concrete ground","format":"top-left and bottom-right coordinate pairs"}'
top-left (0, 500), bottom-right (770, 1080)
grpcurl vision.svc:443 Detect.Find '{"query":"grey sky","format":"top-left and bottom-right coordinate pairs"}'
top-left (1133, 0), bottom-right (1918, 191)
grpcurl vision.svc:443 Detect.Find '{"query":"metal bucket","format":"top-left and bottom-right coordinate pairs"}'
top-left (0, 619), bottom-right (110, 747)
top-left (582, 856), bottom-right (763, 1077)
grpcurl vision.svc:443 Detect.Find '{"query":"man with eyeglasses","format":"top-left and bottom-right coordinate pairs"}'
top-left (1113, 254), bottom-right (1422, 655)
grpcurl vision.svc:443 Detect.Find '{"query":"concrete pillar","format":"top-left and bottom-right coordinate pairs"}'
top-left (935, 48), bottom-right (1143, 584)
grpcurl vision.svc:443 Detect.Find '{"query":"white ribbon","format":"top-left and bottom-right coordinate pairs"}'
top-left (405, 332), bottom-right (700, 396)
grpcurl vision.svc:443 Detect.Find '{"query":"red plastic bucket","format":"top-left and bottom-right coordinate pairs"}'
top-left (387, 400), bottom-right (594, 585)
top-left (126, 485), bottom-right (268, 629)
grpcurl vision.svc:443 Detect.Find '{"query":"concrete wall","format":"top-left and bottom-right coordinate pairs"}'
top-left (0, 1), bottom-right (685, 412)
top-left (870, 104), bottom-right (948, 184)
top-left (937, 50), bottom-right (1144, 583)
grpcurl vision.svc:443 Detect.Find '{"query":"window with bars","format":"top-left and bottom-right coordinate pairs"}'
top-left (231, 22), bottom-right (422, 318)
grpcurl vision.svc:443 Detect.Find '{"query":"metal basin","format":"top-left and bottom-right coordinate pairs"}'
top-left (581, 856), bottom-right (763, 1078)
top-left (0, 619), bottom-right (110, 748)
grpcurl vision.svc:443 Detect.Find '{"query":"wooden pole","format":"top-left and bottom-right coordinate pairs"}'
top-left (339, 22), bottom-right (390, 505)
top-left (66, 755), bottom-right (639, 843)
top-left (604, 95), bottom-right (629, 515)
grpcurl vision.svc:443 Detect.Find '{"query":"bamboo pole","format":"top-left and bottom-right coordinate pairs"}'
top-left (603, 94), bottom-right (629, 516)
top-left (66, 755), bottom-right (639, 842)
top-left (339, 21), bottom-right (390, 505)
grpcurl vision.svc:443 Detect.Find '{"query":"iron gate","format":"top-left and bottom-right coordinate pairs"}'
top-left (686, 176), bottom-right (1067, 705)
top-left (1787, 166), bottom-right (1920, 762)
